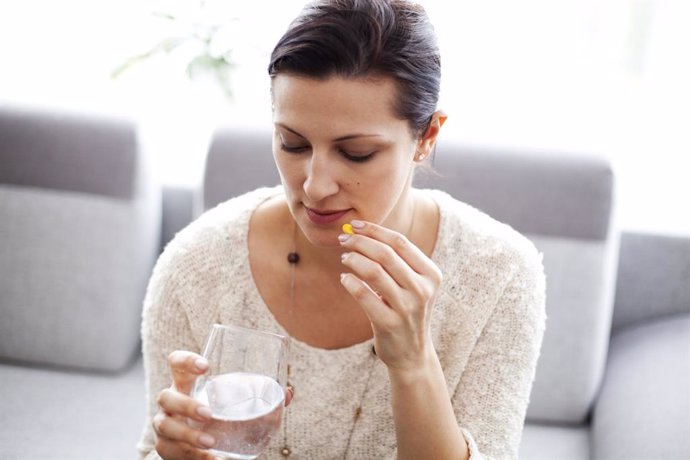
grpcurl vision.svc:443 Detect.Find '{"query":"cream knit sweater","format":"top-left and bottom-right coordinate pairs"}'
top-left (137, 186), bottom-right (546, 460)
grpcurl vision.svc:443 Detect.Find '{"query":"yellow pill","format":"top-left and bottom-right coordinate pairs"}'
top-left (342, 223), bottom-right (355, 235)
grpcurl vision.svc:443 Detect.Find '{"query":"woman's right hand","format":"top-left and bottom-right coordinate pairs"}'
top-left (152, 350), bottom-right (218, 460)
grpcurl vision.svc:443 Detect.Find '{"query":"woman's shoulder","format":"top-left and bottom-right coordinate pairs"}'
top-left (425, 188), bottom-right (542, 278)
top-left (157, 186), bottom-right (283, 276)
top-left (423, 189), bottom-right (545, 336)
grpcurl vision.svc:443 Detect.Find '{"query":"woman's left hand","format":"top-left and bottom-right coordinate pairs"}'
top-left (338, 220), bottom-right (443, 373)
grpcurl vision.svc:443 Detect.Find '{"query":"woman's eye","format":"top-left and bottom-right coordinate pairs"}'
top-left (340, 149), bottom-right (375, 163)
top-left (280, 142), bottom-right (374, 163)
top-left (281, 144), bottom-right (310, 153)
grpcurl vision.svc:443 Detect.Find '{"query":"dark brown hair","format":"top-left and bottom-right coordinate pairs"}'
top-left (268, 0), bottom-right (441, 137)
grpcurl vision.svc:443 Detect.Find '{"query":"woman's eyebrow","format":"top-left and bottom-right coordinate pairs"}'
top-left (275, 123), bottom-right (307, 139)
top-left (333, 133), bottom-right (382, 141)
top-left (276, 123), bottom-right (382, 142)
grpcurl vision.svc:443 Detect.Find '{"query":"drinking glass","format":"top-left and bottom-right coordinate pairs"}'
top-left (190, 324), bottom-right (288, 459)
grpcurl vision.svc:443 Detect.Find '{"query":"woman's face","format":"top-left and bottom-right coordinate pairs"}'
top-left (271, 74), bottom-right (420, 248)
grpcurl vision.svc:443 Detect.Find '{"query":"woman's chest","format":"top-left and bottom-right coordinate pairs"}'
top-left (263, 350), bottom-right (396, 459)
top-left (251, 256), bottom-right (374, 349)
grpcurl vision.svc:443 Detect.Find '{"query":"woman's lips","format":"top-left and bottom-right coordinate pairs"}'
top-left (305, 207), bottom-right (351, 224)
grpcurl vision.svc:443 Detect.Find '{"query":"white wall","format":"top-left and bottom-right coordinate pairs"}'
top-left (1, 0), bottom-right (687, 234)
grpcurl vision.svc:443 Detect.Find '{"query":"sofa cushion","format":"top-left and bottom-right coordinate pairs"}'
top-left (0, 186), bottom-right (156, 370)
top-left (0, 107), bottom-right (161, 372)
top-left (612, 232), bottom-right (690, 331)
top-left (0, 107), bottom-right (137, 200)
top-left (520, 423), bottom-right (590, 460)
top-left (0, 358), bottom-right (146, 459)
top-left (161, 185), bottom-right (197, 251)
top-left (524, 234), bottom-right (618, 423)
top-left (592, 315), bottom-right (690, 460)
top-left (416, 144), bottom-right (617, 424)
top-left (416, 144), bottom-right (614, 239)
top-left (203, 127), bottom-right (279, 211)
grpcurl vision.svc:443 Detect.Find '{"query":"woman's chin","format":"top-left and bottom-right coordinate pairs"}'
top-left (303, 232), bottom-right (341, 249)
top-left (297, 224), bottom-right (342, 249)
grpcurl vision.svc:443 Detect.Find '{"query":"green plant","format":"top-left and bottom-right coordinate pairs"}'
top-left (111, 3), bottom-right (236, 100)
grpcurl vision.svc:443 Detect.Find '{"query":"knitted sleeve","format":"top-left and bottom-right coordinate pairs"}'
top-left (452, 244), bottom-right (546, 459)
top-left (136, 245), bottom-right (201, 460)
top-left (135, 188), bottom-right (272, 459)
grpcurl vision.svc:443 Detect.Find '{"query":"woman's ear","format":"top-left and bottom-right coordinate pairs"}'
top-left (415, 110), bottom-right (448, 161)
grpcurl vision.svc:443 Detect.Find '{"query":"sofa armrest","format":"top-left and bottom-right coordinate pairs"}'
top-left (0, 107), bottom-right (161, 372)
top-left (592, 315), bottom-right (690, 459)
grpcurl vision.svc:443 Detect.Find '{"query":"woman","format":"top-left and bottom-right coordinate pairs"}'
top-left (137, 1), bottom-right (546, 459)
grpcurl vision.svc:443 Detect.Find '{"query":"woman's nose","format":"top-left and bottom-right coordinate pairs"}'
top-left (303, 150), bottom-right (339, 202)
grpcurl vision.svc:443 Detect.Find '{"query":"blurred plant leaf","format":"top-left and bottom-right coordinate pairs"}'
top-left (111, 4), bottom-right (236, 101)
top-left (110, 36), bottom-right (187, 79)
top-left (185, 54), bottom-right (216, 79)
top-left (151, 11), bottom-right (177, 21)
top-left (185, 53), bottom-right (234, 99)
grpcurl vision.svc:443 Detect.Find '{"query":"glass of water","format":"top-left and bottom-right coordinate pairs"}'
top-left (191, 324), bottom-right (288, 459)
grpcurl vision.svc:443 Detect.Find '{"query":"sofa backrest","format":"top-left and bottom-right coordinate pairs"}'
top-left (0, 107), bottom-right (161, 372)
top-left (0, 108), bottom-right (137, 200)
top-left (202, 128), bottom-right (618, 424)
top-left (203, 127), bottom-right (279, 210)
top-left (422, 142), bottom-right (618, 425)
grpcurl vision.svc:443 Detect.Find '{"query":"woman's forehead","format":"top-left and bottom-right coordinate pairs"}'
top-left (271, 74), bottom-right (407, 136)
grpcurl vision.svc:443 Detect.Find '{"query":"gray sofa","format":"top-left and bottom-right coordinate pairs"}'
top-left (0, 107), bottom-right (159, 459)
top-left (1, 109), bottom-right (688, 459)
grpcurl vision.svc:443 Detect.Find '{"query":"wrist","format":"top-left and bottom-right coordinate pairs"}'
top-left (387, 348), bottom-right (442, 387)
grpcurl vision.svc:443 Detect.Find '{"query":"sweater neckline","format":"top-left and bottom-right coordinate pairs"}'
top-left (235, 186), bottom-right (451, 357)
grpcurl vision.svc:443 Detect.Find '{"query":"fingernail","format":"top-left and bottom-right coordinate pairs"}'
top-left (195, 358), bottom-right (208, 370)
top-left (351, 220), bottom-right (365, 229)
top-left (341, 252), bottom-right (350, 263)
top-left (338, 233), bottom-right (350, 243)
top-left (196, 405), bottom-right (213, 419)
top-left (199, 433), bottom-right (216, 448)
top-left (342, 223), bottom-right (355, 235)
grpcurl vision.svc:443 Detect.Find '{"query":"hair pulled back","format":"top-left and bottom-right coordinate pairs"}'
top-left (268, 0), bottom-right (441, 136)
